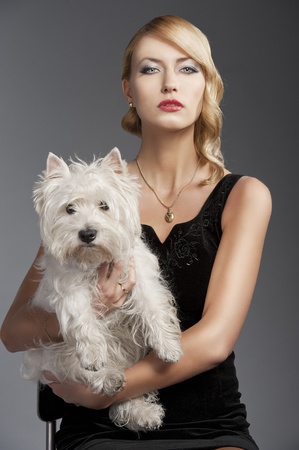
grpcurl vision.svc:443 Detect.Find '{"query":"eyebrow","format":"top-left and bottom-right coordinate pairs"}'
top-left (138, 57), bottom-right (196, 65)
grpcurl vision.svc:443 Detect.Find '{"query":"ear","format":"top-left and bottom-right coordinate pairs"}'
top-left (122, 79), bottom-right (132, 104)
top-left (104, 147), bottom-right (127, 174)
top-left (46, 152), bottom-right (70, 177)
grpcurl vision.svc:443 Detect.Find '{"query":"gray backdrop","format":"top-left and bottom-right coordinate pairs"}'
top-left (0, 1), bottom-right (298, 449)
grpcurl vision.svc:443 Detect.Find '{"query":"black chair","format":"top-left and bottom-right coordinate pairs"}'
top-left (37, 383), bottom-right (66, 450)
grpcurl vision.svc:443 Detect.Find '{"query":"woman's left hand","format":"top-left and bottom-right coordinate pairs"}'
top-left (43, 371), bottom-right (113, 410)
top-left (93, 258), bottom-right (136, 312)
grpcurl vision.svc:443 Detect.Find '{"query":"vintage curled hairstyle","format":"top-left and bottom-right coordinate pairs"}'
top-left (121, 15), bottom-right (225, 183)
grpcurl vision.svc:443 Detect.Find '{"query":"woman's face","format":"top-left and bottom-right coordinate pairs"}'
top-left (123, 34), bottom-right (206, 134)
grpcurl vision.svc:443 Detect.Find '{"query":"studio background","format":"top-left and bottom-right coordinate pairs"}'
top-left (0, 1), bottom-right (297, 449)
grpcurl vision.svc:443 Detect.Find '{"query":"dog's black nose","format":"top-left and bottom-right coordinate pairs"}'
top-left (79, 229), bottom-right (97, 244)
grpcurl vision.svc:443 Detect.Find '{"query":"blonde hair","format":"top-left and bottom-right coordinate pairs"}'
top-left (121, 15), bottom-right (225, 183)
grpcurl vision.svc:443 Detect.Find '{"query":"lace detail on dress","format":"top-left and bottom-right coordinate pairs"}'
top-left (162, 223), bottom-right (200, 272)
top-left (144, 174), bottom-right (243, 289)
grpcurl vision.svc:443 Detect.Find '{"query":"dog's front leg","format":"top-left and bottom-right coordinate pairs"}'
top-left (132, 282), bottom-right (183, 363)
top-left (133, 242), bottom-right (183, 363)
top-left (56, 289), bottom-right (109, 371)
top-left (139, 290), bottom-right (183, 363)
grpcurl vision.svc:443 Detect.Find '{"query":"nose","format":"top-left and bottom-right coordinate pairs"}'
top-left (161, 71), bottom-right (178, 93)
top-left (162, 82), bottom-right (177, 93)
top-left (79, 228), bottom-right (97, 244)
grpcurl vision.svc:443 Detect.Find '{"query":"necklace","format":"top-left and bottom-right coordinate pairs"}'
top-left (135, 157), bottom-right (200, 223)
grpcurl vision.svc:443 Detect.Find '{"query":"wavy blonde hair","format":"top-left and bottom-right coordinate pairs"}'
top-left (121, 15), bottom-right (225, 183)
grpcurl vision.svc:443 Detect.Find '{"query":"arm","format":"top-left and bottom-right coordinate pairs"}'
top-left (0, 245), bottom-right (61, 352)
top-left (116, 177), bottom-right (272, 399)
top-left (46, 176), bottom-right (272, 409)
top-left (1, 247), bottom-right (132, 352)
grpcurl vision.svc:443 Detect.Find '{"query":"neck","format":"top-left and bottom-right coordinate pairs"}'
top-left (136, 129), bottom-right (200, 190)
top-left (140, 125), bottom-right (194, 155)
top-left (135, 155), bottom-right (200, 224)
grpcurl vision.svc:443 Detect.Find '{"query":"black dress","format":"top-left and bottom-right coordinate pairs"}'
top-left (55, 174), bottom-right (259, 450)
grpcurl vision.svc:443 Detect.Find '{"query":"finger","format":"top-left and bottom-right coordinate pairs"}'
top-left (127, 257), bottom-right (136, 286)
top-left (98, 261), bottom-right (124, 300)
top-left (43, 370), bottom-right (60, 383)
top-left (117, 258), bottom-right (136, 294)
top-left (111, 295), bottom-right (126, 308)
top-left (97, 262), bottom-right (111, 281)
top-left (97, 261), bottom-right (123, 288)
top-left (107, 261), bottom-right (124, 284)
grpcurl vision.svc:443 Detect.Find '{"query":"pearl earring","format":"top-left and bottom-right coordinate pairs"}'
top-left (129, 102), bottom-right (133, 107)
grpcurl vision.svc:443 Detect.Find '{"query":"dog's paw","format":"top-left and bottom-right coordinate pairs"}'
top-left (80, 357), bottom-right (103, 372)
top-left (76, 347), bottom-right (105, 372)
top-left (83, 363), bottom-right (102, 372)
top-left (156, 342), bottom-right (183, 363)
top-left (88, 369), bottom-right (124, 395)
top-left (110, 396), bottom-right (165, 432)
top-left (102, 371), bottom-right (125, 396)
top-left (131, 403), bottom-right (164, 431)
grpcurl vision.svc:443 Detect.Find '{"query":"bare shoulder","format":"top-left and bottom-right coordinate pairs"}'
top-left (229, 175), bottom-right (271, 205)
top-left (223, 175), bottom-right (272, 226)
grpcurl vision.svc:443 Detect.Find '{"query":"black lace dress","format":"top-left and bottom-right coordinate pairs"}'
top-left (56, 174), bottom-right (259, 450)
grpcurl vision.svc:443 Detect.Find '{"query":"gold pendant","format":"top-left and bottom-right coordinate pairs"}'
top-left (165, 210), bottom-right (174, 223)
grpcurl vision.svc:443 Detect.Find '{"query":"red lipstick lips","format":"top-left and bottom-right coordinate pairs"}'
top-left (158, 99), bottom-right (183, 112)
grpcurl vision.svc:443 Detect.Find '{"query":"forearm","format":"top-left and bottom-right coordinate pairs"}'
top-left (110, 321), bottom-right (226, 406)
top-left (1, 304), bottom-right (60, 352)
top-left (1, 245), bottom-right (60, 352)
top-left (44, 321), bottom-right (226, 411)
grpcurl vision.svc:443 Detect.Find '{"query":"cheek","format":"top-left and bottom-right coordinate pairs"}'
top-left (131, 83), bottom-right (157, 119)
top-left (132, 80), bottom-right (154, 105)
top-left (196, 94), bottom-right (204, 115)
top-left (194, 81), bottom-right (206, 115)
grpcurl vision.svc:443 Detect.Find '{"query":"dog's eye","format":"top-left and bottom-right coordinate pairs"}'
top-left (66, 204), bottom-right (76, 215)
top-left (99, 201), bottom-right (109, 211)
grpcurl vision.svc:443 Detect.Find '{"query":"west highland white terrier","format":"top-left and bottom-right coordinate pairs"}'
top-left (22, 147), bottom-right (182, 431)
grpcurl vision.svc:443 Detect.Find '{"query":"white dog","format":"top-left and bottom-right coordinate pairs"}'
top-left (22, 148), bottom-right (182, 432)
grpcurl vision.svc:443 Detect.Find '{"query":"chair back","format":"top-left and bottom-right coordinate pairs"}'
top-left (38, 383), bottom-right (66, 422)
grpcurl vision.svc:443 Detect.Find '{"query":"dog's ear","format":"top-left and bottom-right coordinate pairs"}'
top-left (46, 152), bottom-right (70, 178)
top-left (104, 147), bottom-right (127, 174)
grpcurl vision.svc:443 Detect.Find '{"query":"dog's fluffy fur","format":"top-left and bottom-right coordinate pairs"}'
top-left (22, 148), bottom-right (182, 432)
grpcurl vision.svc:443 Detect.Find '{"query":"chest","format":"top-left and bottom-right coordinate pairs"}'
top-left (139, 183), bottom-right (217, 243)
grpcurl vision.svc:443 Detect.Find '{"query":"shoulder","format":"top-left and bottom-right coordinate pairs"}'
top-left (222, 175), bottom-right (272, 228)
top-left (227, 175), bottom-right (271, 205)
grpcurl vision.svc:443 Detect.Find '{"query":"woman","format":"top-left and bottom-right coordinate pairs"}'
top-left (1, 15), bottom-right (271, 450)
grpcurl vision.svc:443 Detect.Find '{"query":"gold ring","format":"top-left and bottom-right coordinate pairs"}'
top-left (118, 282), bottom-right (129, 295)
